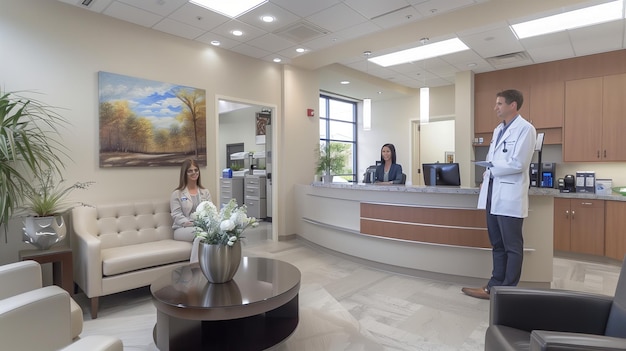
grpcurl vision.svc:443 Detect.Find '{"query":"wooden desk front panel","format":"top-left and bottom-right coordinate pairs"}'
top-left (360, 203), bottom-right (490, 248)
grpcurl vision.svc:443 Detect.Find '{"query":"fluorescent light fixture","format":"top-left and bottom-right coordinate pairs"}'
top-left (369, 38), bottom-right (469, 67)
top-left (511, 0), bottom-right (623, 39)
top-left (363, 99), bottom-right (371, 131)
top-left (190, 0), bottom-right (268, 18)
top-left (420, 87), bottom-right (429, 125)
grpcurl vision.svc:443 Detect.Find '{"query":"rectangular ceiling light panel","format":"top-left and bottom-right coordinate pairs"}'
top-left (190, 0), bottom-right (268, 18)
top-left (510, 0), bottom-right (623, 39)
top-left (369, 38), bottom-right (469, 67)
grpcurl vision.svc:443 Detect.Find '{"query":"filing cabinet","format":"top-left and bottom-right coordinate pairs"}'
top-left (244, 174), bottom-right (266, 219)
top-left (220, 177), bottom-right (244, 208)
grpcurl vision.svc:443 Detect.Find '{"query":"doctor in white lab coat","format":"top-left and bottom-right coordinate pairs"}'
top-left (462, 89), bottom-right (536, 300)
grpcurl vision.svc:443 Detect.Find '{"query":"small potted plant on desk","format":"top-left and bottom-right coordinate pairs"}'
top-left (316, 142), bottom-right (347, 183)
top-left (20, 169), bottom-right (93, 250)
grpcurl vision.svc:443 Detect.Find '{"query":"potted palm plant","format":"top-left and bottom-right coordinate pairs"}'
top-left (0, 89), bottom-right (72, 244)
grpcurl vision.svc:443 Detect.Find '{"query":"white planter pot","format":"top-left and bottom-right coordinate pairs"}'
top-left (22, 215), bottom-right (66, 250)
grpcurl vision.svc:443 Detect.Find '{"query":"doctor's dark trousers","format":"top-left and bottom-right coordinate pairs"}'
top-left (485, 179), bottom-right (524, 290)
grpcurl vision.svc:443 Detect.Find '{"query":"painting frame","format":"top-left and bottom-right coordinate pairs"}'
top-left (98, 71), bottom-right (207, 168)
top-left (445, 151), bottom-right (455, 163)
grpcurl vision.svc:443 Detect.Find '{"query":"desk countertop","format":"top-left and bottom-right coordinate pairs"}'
top-left (311, 182), bottom-right (626, 201)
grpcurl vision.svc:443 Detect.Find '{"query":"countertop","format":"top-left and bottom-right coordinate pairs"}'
top-left (310, 182), bottom-right (626, 202)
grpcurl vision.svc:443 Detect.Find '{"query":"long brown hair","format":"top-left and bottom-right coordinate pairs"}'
top-left (175, 158), bottom-right (204, 190)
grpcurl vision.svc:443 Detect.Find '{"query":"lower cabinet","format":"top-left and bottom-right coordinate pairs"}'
top-left (605, 201), bottom-right (626, 261)
top-left (553, 198), bottom-right (605, 256)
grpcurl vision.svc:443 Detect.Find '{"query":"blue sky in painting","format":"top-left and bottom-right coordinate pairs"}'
top-left (98, 71), bottom-right (202, 130)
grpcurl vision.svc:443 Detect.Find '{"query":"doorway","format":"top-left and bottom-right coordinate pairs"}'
top-left (218, 97), bottom-right (277, 241)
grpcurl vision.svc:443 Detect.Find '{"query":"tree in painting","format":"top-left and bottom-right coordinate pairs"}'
top-left (98, 71), bottom-right (207, 167)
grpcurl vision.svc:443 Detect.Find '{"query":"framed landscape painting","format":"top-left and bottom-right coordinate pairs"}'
top-left (98, 71), bottom-right (206, 167)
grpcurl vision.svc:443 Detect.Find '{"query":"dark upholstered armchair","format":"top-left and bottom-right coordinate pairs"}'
top-left (485, 257), bottom-right (626, 351)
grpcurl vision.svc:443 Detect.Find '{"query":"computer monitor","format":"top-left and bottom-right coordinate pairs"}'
top-left (423, 162), bottom-right (461, 186)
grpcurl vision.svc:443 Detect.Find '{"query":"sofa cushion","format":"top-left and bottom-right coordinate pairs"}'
top-left (101, 240), bottom-right (191, 276)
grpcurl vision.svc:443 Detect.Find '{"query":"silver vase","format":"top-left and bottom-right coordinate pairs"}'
top-left (22, 215), bottom-right (67, 250)
top-left (198, 241), bottom-right (242, 283)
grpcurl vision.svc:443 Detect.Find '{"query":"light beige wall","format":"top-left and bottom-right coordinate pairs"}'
top-left (280, 65), bottom-right (320, 238)
top-left (0, 0), bottom-right (304, 259)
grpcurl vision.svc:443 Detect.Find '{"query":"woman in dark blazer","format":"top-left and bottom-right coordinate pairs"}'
top-left (375, 143), bottom-right (404, 184)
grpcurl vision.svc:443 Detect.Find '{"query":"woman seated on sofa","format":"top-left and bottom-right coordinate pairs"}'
top-left (170, 158), bottom-right (212, 263)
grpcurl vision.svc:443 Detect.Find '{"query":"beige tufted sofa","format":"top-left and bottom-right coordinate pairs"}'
top-left (72, 201), bottom-right (192, 319)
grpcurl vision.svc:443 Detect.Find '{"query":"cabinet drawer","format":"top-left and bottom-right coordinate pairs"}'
top-left (245, 177), bottom-right (261, 186)
top-left (245, 186), bottom-right (262, 197)
top-left (571, 199), bottom-right (604, 209)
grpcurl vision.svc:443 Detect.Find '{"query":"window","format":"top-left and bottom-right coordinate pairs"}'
top-left (319, 94), bottom-right (356, 182)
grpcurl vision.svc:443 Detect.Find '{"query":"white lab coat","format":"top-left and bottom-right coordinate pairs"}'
top-left (477, 115), bottom-right (536, 218)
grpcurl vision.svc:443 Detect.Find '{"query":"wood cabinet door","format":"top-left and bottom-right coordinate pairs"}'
top-left (529, 81), bottom-right (564, 129)
top-left (602, 73), bottom-right (626, 161)
top-left (474, 76), bottom-right (499, 134)
top-left (605, 201), bottom-right (626, 261)
top-left (553, 198), bottom-right (571, 251)
top-left (564, 77), bottom-right (603, 161)
top-left (570, 199), bottom-right (605, 256)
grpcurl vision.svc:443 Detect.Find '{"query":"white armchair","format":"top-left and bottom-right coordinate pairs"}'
top-left (0, 260), bottom-right (82, 338)
top-left (0, 261), bottom-right (123, 351)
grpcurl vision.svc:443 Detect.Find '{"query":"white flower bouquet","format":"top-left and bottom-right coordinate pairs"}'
top-left (193, 199), bottom-right (258, 246)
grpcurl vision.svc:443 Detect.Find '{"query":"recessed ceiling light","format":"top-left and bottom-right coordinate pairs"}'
top-left (210, 40), bottom-right (221, 46)
top-left (232, 30), bottom-right (243, 36)
top-left (510, 0), bottom-right (623, 39)
top-left (296, 48), bottom-right (306, 53)
top-left (273, 58), bottom-right (282, 63)
top-left (340, 81), bottom-right (350, 85)
top-left (369, 38), bottom-right (469, 67)
top-left (261, 15), bottom-right (275, 23)
top-left (467, 63), bottom-right (477, 68)
top-left (190, 0), bottom-right (267, 18)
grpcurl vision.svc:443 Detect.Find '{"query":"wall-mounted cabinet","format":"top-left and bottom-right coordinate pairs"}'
top-left (528, 81), bottom-right (564, 129)
top-left (564, 73), bottom-right (626, 162)
top-left (473, 68), bottom-right (563, 147)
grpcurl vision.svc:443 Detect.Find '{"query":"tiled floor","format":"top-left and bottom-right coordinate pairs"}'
top-left (76, 223), bottom-right (623, 350)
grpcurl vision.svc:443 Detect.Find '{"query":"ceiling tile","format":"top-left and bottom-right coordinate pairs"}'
top-left (237, 2), bottom-right (301, 32)
top-left (270, 0), bottom-right (342, 17)
top-left (306, 3), bottom-right (368, 32)
top-left (569, 20), bottom-right (625, 57)
top-left (153, 18), bottom-right (205, 40)
top-left (210, 19), bottom-right (267, 43)
top-left (520, 32), bottom-right (575, 63)
top-left (229, 43), bottom-right (272, 58)
top-left (370, 6), bottom-right (422, 29)
top-left (117, 0), bottom-right (188, 17)
top-left (459, 27), bottom-right (525, 59)
top-left (343, 0), bottom-right (411, 19)
top-left (246, 33), bottom-right (296, 52)
top-left (168, 3), bottom-right (230, 31)
top-left (195, 32), bottom-right (241, 49)
top-left (103, 1), bottom-right (163, 28)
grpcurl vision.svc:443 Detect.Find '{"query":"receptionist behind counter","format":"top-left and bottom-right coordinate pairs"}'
top-left (375, 143), bottom-right (404, 184)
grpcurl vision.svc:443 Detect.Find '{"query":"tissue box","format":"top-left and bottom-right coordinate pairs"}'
top-left (596, 179), bottom-right (612, 195)
top-left (222, 168), bottom-right (233, 178)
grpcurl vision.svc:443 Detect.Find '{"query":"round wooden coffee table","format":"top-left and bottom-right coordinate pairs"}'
top-left (151, 257), bottom-right (301, 351)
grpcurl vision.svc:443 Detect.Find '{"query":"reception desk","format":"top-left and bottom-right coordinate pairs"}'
top-left (294, 183), bottom-right (556, 287)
